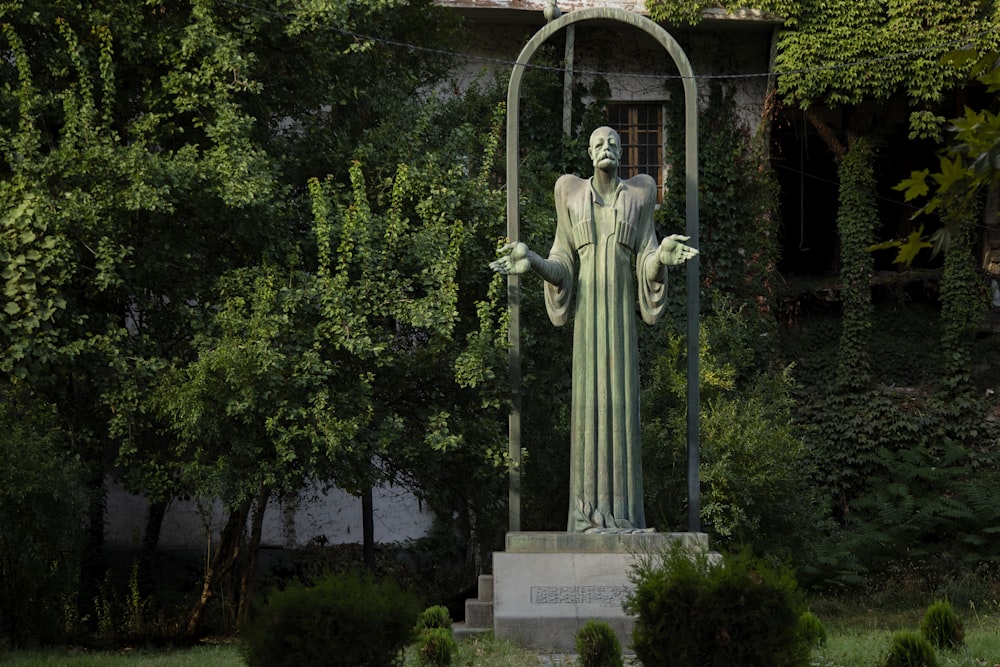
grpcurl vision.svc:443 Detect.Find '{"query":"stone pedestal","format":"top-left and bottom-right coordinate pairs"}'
top-left (492, 531), bottom-right (710, 653)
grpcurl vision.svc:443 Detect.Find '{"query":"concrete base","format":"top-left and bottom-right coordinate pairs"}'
top-left (452, 574), bottom-right (494, 642)
top-left (493, 532), bottom-right (710, 653)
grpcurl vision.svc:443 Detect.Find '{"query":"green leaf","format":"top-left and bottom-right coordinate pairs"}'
top-left (931, 155), bottom-right (967, 192)
top-left (892, 227), bottom-right (933, 267)
top-left (894, 169), bottom-right (930, 201)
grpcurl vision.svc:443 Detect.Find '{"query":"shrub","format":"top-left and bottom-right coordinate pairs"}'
top-left (885, 630), bottom-right (939, 667)
top-left (241, 570), bottom-right (420, 667)
top-left (919, 599), bottom-right (964, 650)
top-left (625, 547), bottom-right (809, 667)
top-left (575, 619), bottom-right (623, 667)
top-left (0, 391), bottom-right (84, 648)
top-left (416, 605), bottom-right (452, 631)
top-left (416, 627), bottom-right (457, 667)
top-left (798, 610), bottom-right (827, 649)
top-left (641, 313), bottom-right (829, 568)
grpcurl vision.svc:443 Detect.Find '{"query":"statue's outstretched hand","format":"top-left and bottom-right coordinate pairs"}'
top-left (658, 234), bottom-right (699, 267)
top-left (490, 242), bottom-right (532, 275)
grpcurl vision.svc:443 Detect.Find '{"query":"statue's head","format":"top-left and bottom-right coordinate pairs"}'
top-left (588, 126), bottom-right (622, 173)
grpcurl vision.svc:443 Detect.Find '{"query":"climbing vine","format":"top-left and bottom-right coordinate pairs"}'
top-left (834, 138), bottom-right (876, 391)
top-left (658, 80), bottom-right (781, 343)
top-left (645, 0), bottom-right (797, 26)
top-left (938, 220), bottom-right (986, 401)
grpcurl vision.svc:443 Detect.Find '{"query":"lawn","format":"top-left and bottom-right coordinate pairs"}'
top-left (3, 599), bottom-right (1000, 667)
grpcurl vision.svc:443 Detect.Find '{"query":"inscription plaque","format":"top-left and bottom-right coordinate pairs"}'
top-left (529, 585), bottom-right (629, 607)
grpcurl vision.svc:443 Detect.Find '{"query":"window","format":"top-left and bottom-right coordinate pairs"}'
top-left (607, 103), bottom-right (664, 202)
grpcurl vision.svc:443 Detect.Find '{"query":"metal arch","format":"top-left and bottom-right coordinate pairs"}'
top-left (505, 8), bottom-right (701, 534)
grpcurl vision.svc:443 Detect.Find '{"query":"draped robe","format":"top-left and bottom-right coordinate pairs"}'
top-left (543, 173), bottom-right (668, 532)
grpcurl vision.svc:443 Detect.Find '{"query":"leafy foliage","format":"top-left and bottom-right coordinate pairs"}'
top-left (773, 1), bottom-right (996, 111)
top-left (835, 137), bottom-right (876, 391)
top-left (415, 627), bottom-right (457, 667)
top-left (658, 80), bottom-right (780, 328)
top-left (937, 223), bottom-right (986, 399)
top-left (893, 50), bottom-right (1000, 263)
top-left (626, 547), bottom-right (810, 667)
top-left (799, 384), bottom-right (1000, 584)
top-left (919, 599), bottom-right (964, 651)
top-left (0, 389), bottom-right (84, 647)
top-left (798, 611), bottom-right (827, 649)
top-left (416, 605), bottom-right (452, 632)
top-left (240, 570), bottom-right (420, 667)
top-left (574, 620), bottom-right (624, 667)
top-left (646, 0), bottom-right (797, 26)
top-left (885, 630), bottom-right (939, 667)
top-left (643, 307), bottom-right (826, 565)
top-left (0, 0), bottom-right (507, 641)
top-left (646, 1), bottom-right (998, 127)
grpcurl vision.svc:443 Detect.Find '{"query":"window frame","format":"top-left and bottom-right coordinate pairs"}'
top-left (607, 103), bottom-right (665, 203)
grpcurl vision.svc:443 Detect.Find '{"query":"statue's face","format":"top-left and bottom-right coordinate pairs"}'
top-left (588, 128), bottom-right (621, 172)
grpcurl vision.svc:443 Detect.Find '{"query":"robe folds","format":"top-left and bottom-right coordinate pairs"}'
top-left (543, 173), bottom-right (668, 533)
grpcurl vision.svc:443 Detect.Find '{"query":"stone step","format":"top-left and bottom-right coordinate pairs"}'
top-left (477, 574), bottom-right (494, 603)
top-left (465, 598), bottom-right (494, 628)
top-left (452, 621), bottom-right (491, 643)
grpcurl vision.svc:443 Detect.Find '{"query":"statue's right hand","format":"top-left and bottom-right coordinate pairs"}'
top-left (489, 241), bottom-right (532, 275)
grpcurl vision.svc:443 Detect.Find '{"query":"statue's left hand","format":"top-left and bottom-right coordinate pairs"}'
top-left (658, 234), bottom-right (699, 266)
top-left (490, 242), bottom-right (532, 275)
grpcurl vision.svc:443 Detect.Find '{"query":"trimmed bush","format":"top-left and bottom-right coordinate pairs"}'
top-left (625, 547), bottom-right (809, 667)
top-left (885, 630), bottom-right (939, 667)
top-left (919, 599), bottom-right (964, 650)
top-left (575, 620), bottom-right (624, 667)
top-left (417, 605), bottom-right (452, 631)
top-left (416, 627), bottom-right (457, 667)
top-left (798, 610), bottom-right (827, 649)
top-left (241, 570), bottom-right (420, 667)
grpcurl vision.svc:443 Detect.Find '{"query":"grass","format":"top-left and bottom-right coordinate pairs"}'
top-left (4, 598), bottom-right (1000, 667)
top-left (0, 644), bottom-right (242, 666)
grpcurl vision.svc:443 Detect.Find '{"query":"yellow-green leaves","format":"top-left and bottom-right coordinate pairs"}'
top-left (896, 168), bottom-right (931, 202)
top-left (1, 190), bottom-right (71, 377)
top-left (771, 0), bottom-right (996, 126)
top-left (868, 226), bottom-right (933, 266)
top-left (890, 52), bottom-right (1000, 264)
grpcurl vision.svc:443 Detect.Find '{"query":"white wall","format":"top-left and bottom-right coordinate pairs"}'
top-left (105, 480), bottom-right (435, 550)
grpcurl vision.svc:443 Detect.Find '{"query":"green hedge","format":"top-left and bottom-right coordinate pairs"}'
top-left (241, 570), bottom-right (419, 667)
top-left (625, 548), bottom-right (810, 667)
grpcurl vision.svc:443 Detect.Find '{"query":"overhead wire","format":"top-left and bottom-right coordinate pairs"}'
top-left (211, 0), bottom-right (999, 230)
top-left (214, 0), bottom-right (1000, 83)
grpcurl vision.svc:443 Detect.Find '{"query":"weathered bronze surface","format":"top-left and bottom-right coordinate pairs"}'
top-left (491, 127), bottom-right (697, 532)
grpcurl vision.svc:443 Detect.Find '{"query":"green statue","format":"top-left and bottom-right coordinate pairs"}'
top-left (491, 126), bottom-right (698, 532)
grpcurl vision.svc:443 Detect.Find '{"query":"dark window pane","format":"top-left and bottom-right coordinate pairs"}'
top-left (606, 103), bottom-right (663, 201)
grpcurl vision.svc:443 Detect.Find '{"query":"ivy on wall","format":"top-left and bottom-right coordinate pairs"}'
top-left (834, 138), bottom-right (875, 391)
top-left (657, 80), bottom-right (781, 338)
top-left (645, 0), bottom-right (798, 26)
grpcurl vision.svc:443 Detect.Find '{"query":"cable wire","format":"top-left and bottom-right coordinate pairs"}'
top-left (214, 0), bottom-right (999, 83)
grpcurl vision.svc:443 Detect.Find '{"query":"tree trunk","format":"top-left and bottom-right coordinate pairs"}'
top-left (236, 485), bottom-right (270, 628)
top-left (804, 107), bottom-right (846, 162)
top-left (138, 498), bottom-right (168, 599)
top-left (80, 465), bottom-right (108, 626)
top-left (184, 497), bottom-right (250, 637)
top-left (362, 485), bottom-right (375, 572)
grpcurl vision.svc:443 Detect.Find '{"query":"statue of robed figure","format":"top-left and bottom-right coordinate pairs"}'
top-left (491, 126), bottom-right (699, 533)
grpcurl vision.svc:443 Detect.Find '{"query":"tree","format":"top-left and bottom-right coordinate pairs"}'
top-left (2, 1), bottom-right (282, 627)
top-left (1, 0), bottom-right (490, 639)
